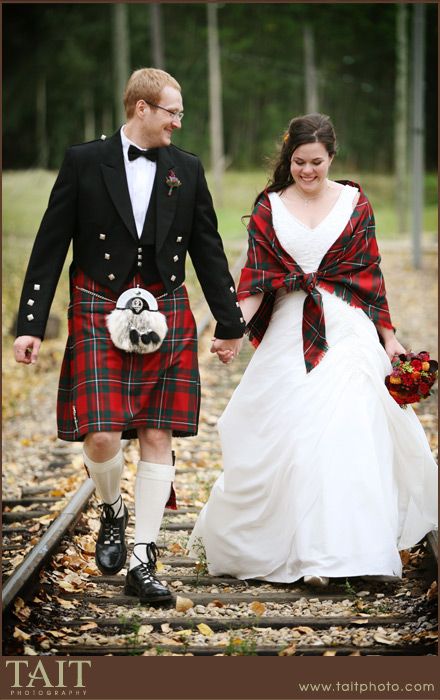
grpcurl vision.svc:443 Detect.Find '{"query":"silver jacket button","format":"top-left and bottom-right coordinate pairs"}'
top-left (108, 273), bottom-right (116, 281)
top-left (99, 233), bottom-right (106, 240)
top-left (33, 284), bottom-right (41, 291)
top-left (170, 275), bottom-right (176, 282)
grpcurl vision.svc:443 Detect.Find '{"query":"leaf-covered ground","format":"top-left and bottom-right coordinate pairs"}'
top-left (2, 242), bottom-right (437, 655)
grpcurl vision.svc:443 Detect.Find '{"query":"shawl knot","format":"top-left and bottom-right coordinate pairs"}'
top-left (300, 272), bottom-right (318, 295)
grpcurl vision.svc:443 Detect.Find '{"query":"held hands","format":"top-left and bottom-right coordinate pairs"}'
top-left (13, 336), bottom-right (42, 364)
top-left (210, 337), bottom-right (243, 365)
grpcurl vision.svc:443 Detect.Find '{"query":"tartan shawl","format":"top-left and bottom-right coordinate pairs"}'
top-left (237, 182), bottom-right (393, 373)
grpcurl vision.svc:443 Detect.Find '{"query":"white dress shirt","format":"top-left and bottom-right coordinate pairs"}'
top-left (120, 126), bottom-right (157, 238)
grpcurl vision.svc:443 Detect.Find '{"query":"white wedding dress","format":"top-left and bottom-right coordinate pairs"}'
top-left (188, 186), bottom-right (438, 582)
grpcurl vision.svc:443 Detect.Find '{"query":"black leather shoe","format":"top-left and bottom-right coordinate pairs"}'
top-left (124, 542), bottom-right (173, 604)
top-left (95, 497), bottom-right (128, 575)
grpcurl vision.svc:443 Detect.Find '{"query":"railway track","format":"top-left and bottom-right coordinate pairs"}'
top-left (2, 250), bottom-right (438, 657)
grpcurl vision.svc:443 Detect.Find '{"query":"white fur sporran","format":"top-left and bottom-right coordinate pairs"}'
top-left (106, 288), bottom-right (168, 354)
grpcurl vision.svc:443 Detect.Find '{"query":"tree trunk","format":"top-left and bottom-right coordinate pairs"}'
top-left (36, 74), bottom-right (48, 169)
top-left (410, 4), bottom-right (426, 269)
top-left (395, 4), bottom-right (408, 235)
top-left (101, 106), bottom-right (113, 139)
top-left (150, 4), bottom-right (165, 68)
top-left (84, 87), bottom-right (96, 142)
top-left (113, 4), bottom-right (130, 126)
top-left (304, 24), bottom-right (318, 113)
top-left (207, 3), bottom-right (225, 206)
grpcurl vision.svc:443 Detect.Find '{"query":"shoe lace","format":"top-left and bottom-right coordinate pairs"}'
top-left (133, 542), bottom-right (160, 581)
top-left (98, 495), bottom-right (123, 545)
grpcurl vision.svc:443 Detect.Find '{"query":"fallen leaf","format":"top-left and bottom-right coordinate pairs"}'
top-left (23, 645), bottom-right (38, 655)
top-left (373, 633), bottom-right (395, 645)
top-left (58, 581), bottom-right (76, 592)
top-left (174, 629), bottom-right (192, 639)
top-left (88, 604), bottom-right (106, 614)
top-left (426, 581), bottom-right (437, 601)
top-left (323, 650), bottom-right (337, 656)
top-left (169, 542), bottom-right (185, 554)
top-left (79, 622), bottom-right (97, 631)
top-left (349, 651), bottom-right (361, 656)
top-left (14, 598), bottom-right (31, 622)
top-left (209, 599), bottom-right (225, 608)
top-left (279, 642), bottom-right (297, 656)
top-left (55, 597), bottom-right (76, 610)
top-left (46, 630), bottom-right (67, 638)
top-left (197, 623), bottom-right (214, 637)
top-left (161, 623), bottom-right (171, 633)
top-left (138, 625), bottom-right (154, 637)
top-left (400, 550), bottom-right (411, 565)
top-left (13, 627), bottom-right (31, 641)
top-left (175, 596), bottom-right (194, 612)
top-left (250, 601), bottom-right (266, 616)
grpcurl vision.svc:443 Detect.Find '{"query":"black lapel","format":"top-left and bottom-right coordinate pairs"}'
top-left (155, 146), bottom-right (180, 253)
top-left (100, 130), bottom-right (138, 241)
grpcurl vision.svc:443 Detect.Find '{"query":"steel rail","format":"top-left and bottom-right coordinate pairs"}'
top-left (2, 478), bottom-right (95, 612)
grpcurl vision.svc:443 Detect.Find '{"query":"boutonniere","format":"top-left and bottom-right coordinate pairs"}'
top-left (165, 170), bottom-right (182, 197)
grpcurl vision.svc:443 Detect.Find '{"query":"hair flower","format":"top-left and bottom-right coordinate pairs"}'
top-left (165, 169), bottom-right (182, 196)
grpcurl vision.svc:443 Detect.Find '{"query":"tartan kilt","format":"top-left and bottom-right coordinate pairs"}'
top-left (57, 269), bottom-right (200, 442)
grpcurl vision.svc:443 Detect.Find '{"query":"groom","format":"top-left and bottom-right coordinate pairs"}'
top-left (14, 68), bottom-right (243, 603)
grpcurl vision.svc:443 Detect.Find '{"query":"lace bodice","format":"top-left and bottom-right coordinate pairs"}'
top-left (268, 185), bottom-right (359, 273)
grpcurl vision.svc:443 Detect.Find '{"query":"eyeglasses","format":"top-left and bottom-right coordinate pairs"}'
top-left (144, 100), bottom-right (184, 121)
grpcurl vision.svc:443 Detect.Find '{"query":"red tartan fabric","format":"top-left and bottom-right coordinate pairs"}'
top-left (237, 183), bottom-right (393, 372)
top-left (57, 269), bottom-right (200, 442)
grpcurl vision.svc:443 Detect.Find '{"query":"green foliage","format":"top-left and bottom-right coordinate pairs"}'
top-left (3, 3), bottom-right (438, 171)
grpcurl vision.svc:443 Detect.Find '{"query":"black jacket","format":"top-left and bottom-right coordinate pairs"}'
top-left (16, 130), bottom-right (245, 340)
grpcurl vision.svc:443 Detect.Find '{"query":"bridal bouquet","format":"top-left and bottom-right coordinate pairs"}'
top-left (385, 351), bottom-right (438, 408)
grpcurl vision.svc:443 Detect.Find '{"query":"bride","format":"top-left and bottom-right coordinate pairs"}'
top-left (189, 113), bottom-right (438, 587)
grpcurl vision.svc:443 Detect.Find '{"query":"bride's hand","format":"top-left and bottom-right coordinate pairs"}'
top-left (384, 336), bottom-right (406, 361)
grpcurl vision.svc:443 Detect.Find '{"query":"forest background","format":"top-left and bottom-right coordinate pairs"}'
top-left (3, 3), bottom-right (438, 173)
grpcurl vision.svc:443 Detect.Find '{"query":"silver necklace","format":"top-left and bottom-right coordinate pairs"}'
top-left (290, 181), bottom-right (330, 206)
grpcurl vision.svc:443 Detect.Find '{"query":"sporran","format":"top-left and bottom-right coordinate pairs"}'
top-left (106, 287), bottom-right (168, 354)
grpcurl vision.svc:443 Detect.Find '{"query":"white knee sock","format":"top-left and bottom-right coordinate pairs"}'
top-left (129, 460), bottom-right (175, 570)
top-left (83, 448), bottom-right (125, 518)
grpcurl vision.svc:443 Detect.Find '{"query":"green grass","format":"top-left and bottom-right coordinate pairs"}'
top-left (3, 167), bottom-right (437, 337)
top-left (205, 169), bottom-right (437, 246)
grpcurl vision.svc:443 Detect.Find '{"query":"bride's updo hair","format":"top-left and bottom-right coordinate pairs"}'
top-left (253, 113), bottom-right (337, 206)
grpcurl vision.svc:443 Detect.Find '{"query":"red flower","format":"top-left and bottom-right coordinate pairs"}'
top-left (410, 359), bottom-right (423, 370)
top-left (402, 373), bottom-right (414, 387)
top-left (419, 382), bottom-right (430, 395)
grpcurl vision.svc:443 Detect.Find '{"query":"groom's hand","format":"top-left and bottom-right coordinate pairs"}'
top-left (210, 337), bottom-right (243, 364)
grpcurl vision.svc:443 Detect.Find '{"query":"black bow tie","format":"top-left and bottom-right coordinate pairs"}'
top-left (128, 145), bottom-right (158, 162)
